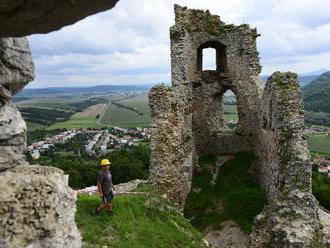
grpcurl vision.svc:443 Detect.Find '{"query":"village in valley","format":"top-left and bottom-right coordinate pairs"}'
top-left (27, 127), bottom-right (151, 160)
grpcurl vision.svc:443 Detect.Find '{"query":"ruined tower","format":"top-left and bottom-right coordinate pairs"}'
top-left (149, 5), bottom-right (330, 247)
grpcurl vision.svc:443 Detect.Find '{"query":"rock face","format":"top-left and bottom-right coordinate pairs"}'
top-left (0, 0), bottom-right (120, 37)
top-left (0, 166), bottom-right (81, 248)
top-left (0, 38), bottom-right (34, 95)
top-left (149, 5), bottom-right (330, 247)
top-left (0, 38), bottom-right (33, 171)
top-left (0, 1), bottom-right (120, 247)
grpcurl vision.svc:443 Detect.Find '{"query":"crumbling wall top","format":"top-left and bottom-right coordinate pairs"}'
top-left (173, 4), bottom-right (258, 37)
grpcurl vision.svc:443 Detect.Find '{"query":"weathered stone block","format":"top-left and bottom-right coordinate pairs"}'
top-left (0, 165), bottom-right (81, 248)
top-left (0, 37), bottom-right (34, 96)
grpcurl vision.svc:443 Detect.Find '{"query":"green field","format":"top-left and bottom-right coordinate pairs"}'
top-left (21, 92), bottom-right (241, 130)
top-left (26, 122), bottom-right (47, 131)
top-left (308, 134), bottom-right (330, 154)
top-left (49, 104), bottom-right (107, 129)
top-left (101, 93), bottom-right (150, 128)
top-left (224, 104), bottom-right (238, 121)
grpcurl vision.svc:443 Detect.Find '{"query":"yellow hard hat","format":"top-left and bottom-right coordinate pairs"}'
top-left (101, 159), bottom-right (111, 166)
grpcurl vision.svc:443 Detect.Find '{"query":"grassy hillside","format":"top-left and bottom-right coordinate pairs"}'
top-left (184, 153), bottom-right (267, 234)
top-left (299, 75), bottom-right (318, 87)
top-left (76, 194), bottom-right (207, 248)
top-left (304, 71), bottom-right (330, 113)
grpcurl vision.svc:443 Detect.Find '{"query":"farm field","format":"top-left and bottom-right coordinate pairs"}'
top-left (26, 122), bottom-right (47, 131)
top-left (49, 104), bottom-right (108, 129)
top-left (100, 93), bottom-right (150, 128)
top-left (224, 104), bottom-right (238, 121)
top-left (17, 95), bottom-right (109, 130)
top-left (308, 134), bottom-right (330, 154)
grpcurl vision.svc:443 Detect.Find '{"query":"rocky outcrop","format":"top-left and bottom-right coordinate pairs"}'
top-left (0, 103), bottom-right (26, 170)
top-left (0, 38), bottom-right (34, 95)
top-left (0, 0), bottom-right (120, 37)
top-left (0, 1), bottom-right (120, 247)
top-left (77, 179), bottom-right (148, 195)
top-left (0, 37), bottom-right (33, 171)
top-left (0, 165), bottom-right (81, 248)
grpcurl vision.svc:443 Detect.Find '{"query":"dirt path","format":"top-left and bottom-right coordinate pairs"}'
top-left (204, 220), bottom-right (248, 248)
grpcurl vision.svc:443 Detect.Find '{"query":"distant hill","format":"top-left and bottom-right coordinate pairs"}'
top-left (299, 75), bottom-right (318, 87)
top-left (304, 71), bottom-right (330, 113)
top-left (15, 85), bottom-right (150, 97)
top-left (261, 74), bottom-right (318, 87)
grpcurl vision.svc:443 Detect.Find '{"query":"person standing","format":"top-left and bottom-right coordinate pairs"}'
top-left (94, 159), bottom-right (115, 216)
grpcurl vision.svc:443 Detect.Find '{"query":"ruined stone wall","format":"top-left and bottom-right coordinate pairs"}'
top-left (149, 85), bottom-right (193, 206)
top-left (0, 1), bottom-right (120, 247)
top-left (150, 5), bottom-right (263, 207)
top-left (149, 5), bottom-right (330, 247)
top-left (249, 72), bottom-right (328, 247)
top-left (259, 72), bottom-right (310, 197)
top-left (171, 5), bottom-right (263, 156)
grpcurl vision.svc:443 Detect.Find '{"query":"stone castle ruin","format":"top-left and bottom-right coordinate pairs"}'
top-left (0, 1), bottom-right (330, 247)
top-left (149, 5), bottom-right (330, 247)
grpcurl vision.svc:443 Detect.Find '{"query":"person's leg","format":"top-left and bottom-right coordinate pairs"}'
top-left (95, 195), bottom-right (108, 215)
top-left (97, 204), bottom-right (107, 212)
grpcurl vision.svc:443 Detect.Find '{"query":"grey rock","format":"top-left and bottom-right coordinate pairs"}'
top-left (0, 165), bottom-right (81, 248)
top-left (0, 0), bottom-right (120, 37)
top-left (0, 37), bottom-right (34, 96)
top-left (0, 103), bottom-right (26, 170)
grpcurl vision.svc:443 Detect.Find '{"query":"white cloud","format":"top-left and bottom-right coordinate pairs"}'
top-left (28, 0), bottom-right (330, 88)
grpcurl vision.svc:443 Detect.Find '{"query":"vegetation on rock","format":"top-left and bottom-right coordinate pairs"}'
top-left (184, 153), bottom-right (267, 234)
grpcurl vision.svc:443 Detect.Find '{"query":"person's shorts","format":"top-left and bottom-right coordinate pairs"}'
top-left (102, 191), bottom-right (114, 204)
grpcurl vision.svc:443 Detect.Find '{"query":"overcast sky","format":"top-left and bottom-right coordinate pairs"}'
top-left (28, 0), bottom-right (330, 88)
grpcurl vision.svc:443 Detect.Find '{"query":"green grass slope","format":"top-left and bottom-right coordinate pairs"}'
top-left (76, 194), bottom-right (206, 248)
top-left (184, 153), bottom-right (267, 234)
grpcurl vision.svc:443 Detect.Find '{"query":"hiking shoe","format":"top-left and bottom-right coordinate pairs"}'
top-left (108, 211), bottom-right (115, 216)
top-left (93, 210), bottom-right (100, 216)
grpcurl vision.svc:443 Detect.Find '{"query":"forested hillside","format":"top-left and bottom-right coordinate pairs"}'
top-left (303, 71), bottom-right (330, 126)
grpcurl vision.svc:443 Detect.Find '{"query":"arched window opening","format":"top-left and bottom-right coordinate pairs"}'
top-left (223, 89), bottom-right (238, 129)
top-left (202, 48), bottom-right (217, 70)
top-left (197, 41), bottom-right (227, 73)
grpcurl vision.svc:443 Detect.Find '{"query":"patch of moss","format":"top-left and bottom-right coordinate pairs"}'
top-left (310, 232), bottom-right (330, 248)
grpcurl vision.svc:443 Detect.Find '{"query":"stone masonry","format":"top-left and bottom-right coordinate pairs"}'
top-left (0, 1), bottom-right (120, 247)
top-left (149, 5), bottom-right (330, 247)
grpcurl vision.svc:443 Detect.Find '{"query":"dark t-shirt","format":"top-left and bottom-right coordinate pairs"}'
top-left (97, 171), bottom-right (113, 194)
